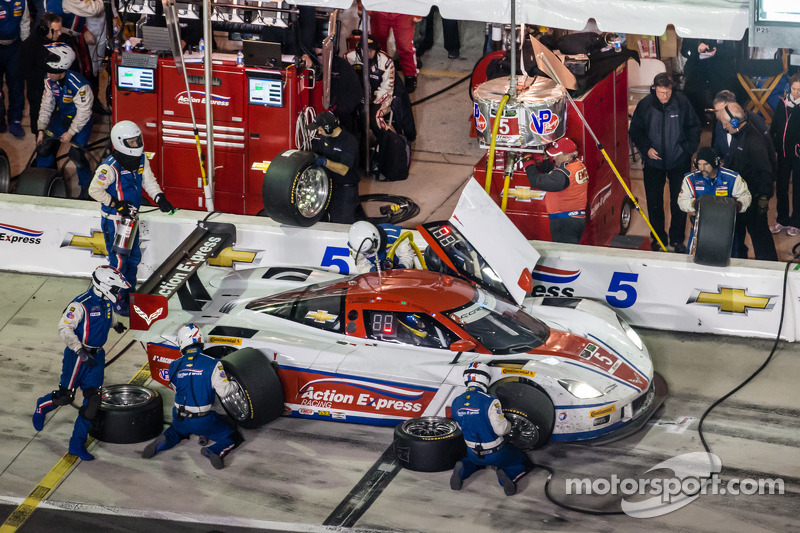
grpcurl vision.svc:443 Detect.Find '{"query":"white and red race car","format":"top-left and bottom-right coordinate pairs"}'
top-left (130, 181), bottom-right (666, 463)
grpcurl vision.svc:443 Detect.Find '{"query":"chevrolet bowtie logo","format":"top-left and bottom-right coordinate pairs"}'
top-left (62, 230), bottom-right (108, 256)
top-left (208, 247), bottom-right (257, 267)
top-left (687, 287), bottom-right (775, 314)
top-left (305, 310), bottom-right (337, 323)
top-left (508, 186), bottom-right (546, 202)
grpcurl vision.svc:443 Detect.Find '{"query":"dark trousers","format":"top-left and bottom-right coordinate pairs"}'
top-left (734, 202), bottom-right (778, 261)
top-left (418, 6), bottom-right (460, 55)
top-left (0, 40), bottom-right (24, 123)
top-left (643, 163), bottom-right (689, 246)
top-left (26, 85), bottom-right (44, 134)
top-left (549, 217), bottom-right (586, 244)
top-left (328, 183), bottom-right (360, 224)
top-left (775, 156), bottom-right (800, 228)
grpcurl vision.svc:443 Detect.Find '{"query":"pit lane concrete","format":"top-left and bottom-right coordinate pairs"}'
top-left (1, 271), bottom-right (798, 532)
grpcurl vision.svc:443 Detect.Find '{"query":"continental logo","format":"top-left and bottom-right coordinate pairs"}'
top-left (208, 336), bottom-right (242, 346)
top-left (501, 368), bottom-right (536, 378)
top-left (590, 404), bottom-right (616, 418)
top-left (687, 287), bottom-right (775, 314)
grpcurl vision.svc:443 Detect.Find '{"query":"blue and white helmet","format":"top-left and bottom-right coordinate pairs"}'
top-left (463, 362), bottom-right (491, 390)
top-left (177, 324), bottom-right (203, 352)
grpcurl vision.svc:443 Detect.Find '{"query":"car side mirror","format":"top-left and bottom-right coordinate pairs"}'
top-left (450, 339), bottom-right (476, 352)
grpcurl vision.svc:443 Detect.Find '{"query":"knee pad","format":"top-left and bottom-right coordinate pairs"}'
top-left (68, 146), bottom-right (89, 170)
top-left (52, 386), bottom-right (76, 406)
top-left (78, 387), bottom-right (102, 420)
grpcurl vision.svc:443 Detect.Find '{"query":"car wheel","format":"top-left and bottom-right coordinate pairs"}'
top-left (693, 195), bottom-right (737, 267)
top-left (619, 197), bottom-right (634, 235)
top-left (13, 168), bottom-right (67, 198)
top-left (262, 150), bottom-right (331, 227)
top-left (393, 416), bottom-right (466, 472)
top-left (90, 384), bottom-right (164, 444)
top-left (220, 348), bottom-right (284, 429)
top-left (493, 382), bottom-right (554, 450)
top-left (0, 148), bottom-right (10, 194)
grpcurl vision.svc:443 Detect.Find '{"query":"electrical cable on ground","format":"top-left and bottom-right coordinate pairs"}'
top-left (359, 194), bottom-right (420, 225)
top-left (539, 259), bottom-right (792, 515)
top-left (411, 74), bottom-right (471, 107)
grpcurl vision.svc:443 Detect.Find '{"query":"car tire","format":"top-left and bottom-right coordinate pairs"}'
top-left (0, 147), bottom-right (10, 194)
top-left (220, 348), bottom-right (284, 429)
top-left (262, 150), bottom-right (331, 227)
top-left (89, 384), bottom-right (164, 444)
top-left (693, 195), bottom-right (737, 267)
top-left (619, 197), bottom-right (634, 235)
top-left (13, 167), bottom-right (67, 198)
top-left (493, 382), bottom-right (554, 450)
top-left (393, 416), bottom-right (466, 472)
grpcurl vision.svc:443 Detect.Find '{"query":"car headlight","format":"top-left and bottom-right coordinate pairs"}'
top-left (558, 379), bottom-right (603, 399)
top-left (617, 315), bottom-right (643, 350)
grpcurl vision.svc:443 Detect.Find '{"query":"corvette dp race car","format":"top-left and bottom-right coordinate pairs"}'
top-left (129, 181), bottom-right (666, 467)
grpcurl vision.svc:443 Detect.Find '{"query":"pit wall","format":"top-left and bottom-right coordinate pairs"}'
top-left (1, 194), bottom-right (796, 341)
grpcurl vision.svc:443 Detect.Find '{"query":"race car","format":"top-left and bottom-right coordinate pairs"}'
top-left (130, 181), bottom-right (666, 457)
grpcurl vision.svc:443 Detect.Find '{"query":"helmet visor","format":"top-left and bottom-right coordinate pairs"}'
top-left (123, 135), bottom-right (143, 149)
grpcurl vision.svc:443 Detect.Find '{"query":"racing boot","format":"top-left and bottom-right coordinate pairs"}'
top-left (33, 393), bottom-right (58, 431)
top-left (142, 434), bottom-right (168, 458)
top-left (201, 447), bottom-right (225, 469)
top-left (450, 461), bottom-right (463, 490)
top-left (497, 469), bottom-right (517, 496)
top-left (68, 416), bottom-right (95, 461)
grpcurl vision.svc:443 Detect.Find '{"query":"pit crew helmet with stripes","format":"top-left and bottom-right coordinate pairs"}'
top-left (45, 43), bottom-right (75, 73)
top-left (463, 362), bottom-right (491, 390)
top-left (177, 324), bottom-right (204, 352)
top-left (110, 120), bottom-right (144, 157)
top-left (92, 265), bottom-right (130, 303)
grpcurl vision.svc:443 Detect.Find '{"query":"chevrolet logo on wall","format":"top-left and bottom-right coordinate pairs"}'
top-left (62, 230), bottom-right (108, 256)
top-left (687, 287), bottom-right (775, 314)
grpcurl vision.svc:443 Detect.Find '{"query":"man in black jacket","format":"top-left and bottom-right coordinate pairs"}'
top-left (630, 72), bottom-right (701, 252)
top-left (719, 102), bottom-right (778, 261)
top-left (19, 13), bottom-right (64, 134)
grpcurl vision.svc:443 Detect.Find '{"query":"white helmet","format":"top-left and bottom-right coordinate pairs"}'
top-left (177, 324), bottom-right (203, 352)
top-left (45, 43), bottom-right (76, 72)
top-left (92, 265), bottom-right (130, 303)
top-left (110, 120), bottom-right (144, 157)
top-left (463, 362), bottom-right (491, 390)
top-left (348, 221), bottom-right (381, 255)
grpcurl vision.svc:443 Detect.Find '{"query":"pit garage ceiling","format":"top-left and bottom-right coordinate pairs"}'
top-left (296, 0), bottom-right (750, 40)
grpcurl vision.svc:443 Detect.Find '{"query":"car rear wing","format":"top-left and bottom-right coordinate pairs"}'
top-left (130, 221), bottom-right (236, 331)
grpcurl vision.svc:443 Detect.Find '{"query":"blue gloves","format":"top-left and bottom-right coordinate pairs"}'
top-left (316, 156), bottom-right (327, 167)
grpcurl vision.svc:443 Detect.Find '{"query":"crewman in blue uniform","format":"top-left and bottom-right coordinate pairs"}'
top-left (450, 362), bottom-right (533, 496)
top-left (142, 324), bottom-right (244, 469)
top-left (677, 146), bottom-right (751, 253)
top-left (89, 120), bottom-right (174, 316)
top-left (348, 220), bottom-right (416, 273)
top-left (0, 0), bottom-right (29, 137)
top-left (32, 265), bottom-right (130, 461)
top-left (36, 43), bottom-right (93, 194)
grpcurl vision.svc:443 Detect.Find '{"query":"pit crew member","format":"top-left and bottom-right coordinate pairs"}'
top-left (348, 221), bottom-right (415, 273)
top-left (450, 362), bottom-right (534, 496)
top-left (309, 111), bottom-right (360, 224)
top-left (523, 137), bottom-right (589, 244)
top-left (32, 265), bottom-right (130, 461)
top-left (89, 120), bottom-right (174, 316)
top-left (678, 146), bottom-right (751, 253)
top-left (36, 43), bottom-right (93, 196)
top-left (142, 324), bottom-right (243, 469)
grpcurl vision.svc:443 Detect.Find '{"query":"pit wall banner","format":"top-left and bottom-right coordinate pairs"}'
top-left (1, 194), bottom-right (797, 342)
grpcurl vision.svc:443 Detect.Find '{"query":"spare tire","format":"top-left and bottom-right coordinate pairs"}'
top-left (262, 149), bottom-right (331, 227)
top-left (14, 167), bottom-right (67, 198)
top-left (90, 384), bottom-right (164, 444)
top-left (693, 195), bottom-right (737, 267)
top-left (393, 416), bottom-right (466, 472)
top-left (0, 147), bottom-right (10, 194)
top-left (220, 348), bottom-right (285, 429)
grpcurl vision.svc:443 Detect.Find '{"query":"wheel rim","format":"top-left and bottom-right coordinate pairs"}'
top-left (295, 167), bottom-right (329, 218)
top-left (621, 202), bottom-right (632, 231)
top-left (101, 385), bottom-right (156, 407)
top-left (504, 411), bottom-right (540, 449)
top-left (220, 377), bottom-right (251, 422)
top-left (400, 416), bottom-right (459, 438)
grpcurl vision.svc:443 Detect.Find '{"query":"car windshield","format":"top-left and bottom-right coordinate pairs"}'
top-left (446, 288), bottom-right (549, 354)
top-left (245, 280), bottom-right (349, 332)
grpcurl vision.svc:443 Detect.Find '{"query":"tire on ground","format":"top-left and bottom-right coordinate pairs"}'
top-left (620, 197), bottom-right (634, 235)
top-left (493, 381), bottom-right (554, 450)
top-left (393, 416), bottom-right (466, 472)
top-left (90, 384), bottom-right (164, 444)
top-left (0, 147), bottom-right (10, 194)
top-left (262, 150), bottom-right (331, 227)
top-left (220, 348), bottom-right (284, 429)
top-left (14, 168), bottom-right (66, 198)
top-left (693, 195), bottom-right (737, 267)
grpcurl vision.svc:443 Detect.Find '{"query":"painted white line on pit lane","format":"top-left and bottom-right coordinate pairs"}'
top-left (0, 496), bottom-right (381, 533)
